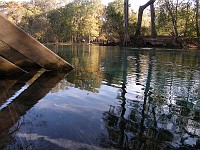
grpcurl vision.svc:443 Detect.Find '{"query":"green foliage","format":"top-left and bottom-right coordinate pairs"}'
top-left (156, 0), bottom-right (197, 36)
top-left (47, 0), bottom-right (103, 42)
top-left (4, 2), bottom-right (28, 25)
top-left (32, 0), bottom-right (58, 11)
top-left (1, 0), bottom-right (199, 43)
top-left (104, 0), bottom-right (124, 40)
top-left (19, 3), bottom-right (47, 40)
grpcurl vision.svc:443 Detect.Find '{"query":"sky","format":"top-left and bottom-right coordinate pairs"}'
top-left (3, 0), bottom-right (148, 11)
top-left (101, 0), bottom-right (148, 11)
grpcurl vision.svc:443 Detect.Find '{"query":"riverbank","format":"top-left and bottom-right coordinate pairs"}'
top-left (129, 36), bottom-right (200, 49)
top-left (43, 36), bottom-right (200, 50)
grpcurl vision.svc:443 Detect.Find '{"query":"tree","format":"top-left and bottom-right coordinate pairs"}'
top-left (48, 8), bottom-right (65, 42)
top-left (164, 0), bottom-right (179, 37)
top-left (31, 0), bottom-right (57, 11)
top-left (150, 0), bottom-right (157, 37)
top-left (157, 0), bottom-right (190, 36)
top-left (135, 0), bottom-right (155, 37)
top-left (183, 1), bottom-right (190, 36)
top-left (124, 0), bottom-right (129, 45)
top-left (128, 10), bottom-right (137, 36)
top-left (195, 0), bottom-right (200, 37)
top-left (156, 0), bottom-right (198, 37)
top-left (4, 1), bottom-right (26, 25)
top-left (104, 0), bottom-right (124, 41)
top-left (80, 0), bottom-right (101, 43)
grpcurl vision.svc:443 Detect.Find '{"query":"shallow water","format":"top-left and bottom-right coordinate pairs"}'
top-left (0, 45), bottom-right (200, 150)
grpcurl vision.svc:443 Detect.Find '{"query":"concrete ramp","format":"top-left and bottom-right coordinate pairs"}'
top-left (0, 15), bottom-right (73, 74)
top-left (0, 55), bottom-right (25, 75)
top-left (0, 40), bottom-right (41, 72)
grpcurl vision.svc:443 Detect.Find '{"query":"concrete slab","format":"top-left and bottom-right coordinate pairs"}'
top-left (0, 15), bottom-right (73, 72)
top-left (0, 40), bottom-right (41, 71)
top-left (0, 55), bottom-right (26, 75)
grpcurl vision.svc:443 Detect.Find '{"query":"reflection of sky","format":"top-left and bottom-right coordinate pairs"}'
top-left (5, 47), bottom-right (200, 149)
top-left (37, 85), bottom-right (118, 113)
top-left (12, 84), bottom-right (119, 148)
top-left (15, 132), bottom-right (111, 149)
top-left (0, 85), bottom-right (28, 111)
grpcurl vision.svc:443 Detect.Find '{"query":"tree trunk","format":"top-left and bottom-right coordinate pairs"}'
top-left (165, 0), bottom-right (179, 37)
top-left (123, 0), bottom-right (130, 45)
top-left (135, 0), bottom-right (155, 37)
top-left (196, 0), bottom-right (200, 37)
top-left (184, 2), bottom-right (190, 37)
top-left (150, 0), bottom-right (157, 37)
top-left (89, 33), bottom-right (91, 44)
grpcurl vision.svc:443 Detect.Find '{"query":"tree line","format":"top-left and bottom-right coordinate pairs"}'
top-left (0, 0), bottom-right (199, 43)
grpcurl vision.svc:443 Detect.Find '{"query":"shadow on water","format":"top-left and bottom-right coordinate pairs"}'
top-left (0, 70), bottom-right (69, 149)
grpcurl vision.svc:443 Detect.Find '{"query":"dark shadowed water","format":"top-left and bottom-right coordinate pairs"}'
top-left (0, 45), bottom-right (200, 150)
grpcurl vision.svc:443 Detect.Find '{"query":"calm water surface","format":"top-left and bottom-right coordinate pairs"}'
top-left (0, 45), bottom-right (200, 150)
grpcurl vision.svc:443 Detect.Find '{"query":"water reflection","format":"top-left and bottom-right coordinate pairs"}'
top-left (100, 48), bottom-right (128, 149)
top-left (0, 70), bottom-right (69, 149)
top-left (49, 45), bottom-right (200, 149)
top-left (0, 45), bottom-right (200, 149)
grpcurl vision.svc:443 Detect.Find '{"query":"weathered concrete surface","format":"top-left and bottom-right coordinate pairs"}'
top-left (0, 15), bottom-right (73, 72)
top-left (0, 55), bottom-right (26, 75)
top-left (0, 40), bottom-right (41, 71)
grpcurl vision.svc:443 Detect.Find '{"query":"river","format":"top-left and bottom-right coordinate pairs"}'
top-left (0, 45), bottom-right (199, 149)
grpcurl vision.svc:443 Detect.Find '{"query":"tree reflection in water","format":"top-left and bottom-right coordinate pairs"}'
top-left (50, 46), bottom-right (200, 149)
top-left (1, 45), bottom-right (199, 149)
top-left (101, 48), bottom-right (128, 148)
top-left (100, 49), bottom-right (200, 150)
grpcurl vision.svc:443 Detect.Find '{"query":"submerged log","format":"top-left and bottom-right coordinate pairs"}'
top-left (0, 15), bottom-right (73, 73)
